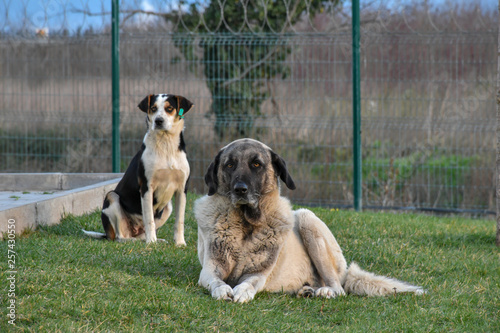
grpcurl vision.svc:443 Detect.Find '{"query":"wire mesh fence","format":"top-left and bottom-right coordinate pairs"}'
top-left (0, 0), bottom-right (497, 213)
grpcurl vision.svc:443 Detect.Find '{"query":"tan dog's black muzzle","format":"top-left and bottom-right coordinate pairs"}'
top-left (233, 181), bottom-right (248, 195)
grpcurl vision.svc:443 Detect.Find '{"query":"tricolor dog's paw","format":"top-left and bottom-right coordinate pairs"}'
top-left (145, 235), bottom-right (157, 243)
top-left (212, 285), bottom-right (234, 302)
top-left (174, 239), bottom-right (187, 247)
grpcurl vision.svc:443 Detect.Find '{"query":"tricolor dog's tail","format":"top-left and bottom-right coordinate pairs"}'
top-left (81, 229), bottom-right (107, 239)
top-left (343, 262), bottom-right (426, 296)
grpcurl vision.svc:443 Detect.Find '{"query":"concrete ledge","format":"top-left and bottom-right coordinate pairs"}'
top-left (0, 173), bottom-right (124, 191)
top-left (0, 174), bottom-right (122, 235)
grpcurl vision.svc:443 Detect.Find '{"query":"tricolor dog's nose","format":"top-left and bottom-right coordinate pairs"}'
top-left (233, 181), bottom-right (248, 195)
top-left (155, 118), bottom-right (164, 127)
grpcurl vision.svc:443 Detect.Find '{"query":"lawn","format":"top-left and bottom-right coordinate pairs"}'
top-left (1, 193), bottom-right (498, 332)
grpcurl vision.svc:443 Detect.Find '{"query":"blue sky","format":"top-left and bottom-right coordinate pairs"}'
top-left (1, 0), bottom-right (496, 33)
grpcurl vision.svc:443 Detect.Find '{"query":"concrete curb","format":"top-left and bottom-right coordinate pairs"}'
top-left (0, 174), bottom-right (123, 235)
top-left (0, 173), bottom-right (123, 191)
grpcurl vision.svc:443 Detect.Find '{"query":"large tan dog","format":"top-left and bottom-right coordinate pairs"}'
top-left (194, 138), bottom-right (425, 303)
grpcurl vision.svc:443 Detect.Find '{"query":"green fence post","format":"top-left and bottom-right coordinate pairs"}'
top-left (352, 0), bottom-right (362, 211)
top-left (111, 0), bottom-right (120, 173)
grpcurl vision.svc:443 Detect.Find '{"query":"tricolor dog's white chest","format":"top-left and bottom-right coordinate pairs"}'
top-left (142, 138), bottom-right (189, 210)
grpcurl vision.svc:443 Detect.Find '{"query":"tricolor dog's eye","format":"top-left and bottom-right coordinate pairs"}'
top-left (166, 106), bottom-right (174, 113)
top-left (150, 106), bottom-right (158, 112)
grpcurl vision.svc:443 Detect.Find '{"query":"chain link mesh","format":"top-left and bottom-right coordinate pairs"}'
top-left (0, 0), bottom-right (497, 212)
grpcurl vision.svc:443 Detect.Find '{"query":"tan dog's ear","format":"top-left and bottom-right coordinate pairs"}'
top-left (205, 149), bottom-right (223, 195)
top-left (175, 95), bottom-right (194, 118)
top-left (271, 151), bottom-right (296, 190)
top-left (138, 95), bottom-right (154, 113)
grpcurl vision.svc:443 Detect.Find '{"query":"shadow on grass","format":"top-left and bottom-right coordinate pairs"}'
top-left (417, 231), bottom-right (495, 249)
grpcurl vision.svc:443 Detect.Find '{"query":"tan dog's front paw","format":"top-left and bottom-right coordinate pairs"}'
top-left (233, 283), bottom-right (256, 303)
top-left (212, 285), bottom-right (234, 301)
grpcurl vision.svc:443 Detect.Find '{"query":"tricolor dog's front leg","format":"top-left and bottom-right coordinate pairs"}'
top-left (173, 190), bottom-right (187, 246)
top-left (141, 186), bottom-right (157, 243)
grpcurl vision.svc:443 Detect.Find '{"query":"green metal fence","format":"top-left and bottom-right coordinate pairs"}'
top-left (0, 1), bottom-right (497, 213)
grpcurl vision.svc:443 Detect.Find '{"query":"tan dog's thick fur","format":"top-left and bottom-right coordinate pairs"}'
top-left (83, 94), bottom-right (193, 244)
top-left (195, 138), bottom-right (425, 302)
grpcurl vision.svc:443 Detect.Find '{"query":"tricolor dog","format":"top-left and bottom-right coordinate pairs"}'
top-left (83, 94), bottom-right (193, 244)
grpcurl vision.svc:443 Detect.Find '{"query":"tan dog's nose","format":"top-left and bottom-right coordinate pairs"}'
top-left (233, 182), bottom-right (248, 195)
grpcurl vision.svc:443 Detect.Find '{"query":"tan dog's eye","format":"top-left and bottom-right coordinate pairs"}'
top-left (166, 107), bottom-right (174, 113)
top-left (150, 106), bottom-right (158, 112)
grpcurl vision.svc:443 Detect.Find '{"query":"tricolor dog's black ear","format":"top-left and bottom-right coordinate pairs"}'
top-left (138, 95), bottom-right (154, 113)
top-left (271, 151), bottom-right (296, 190)
top-left (175, 95), bottom-right (194, 117)
top-left (205, 150), bottom-right (222, 196)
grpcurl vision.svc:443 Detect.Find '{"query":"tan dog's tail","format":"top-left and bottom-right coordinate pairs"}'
top-left (343, 262), bottom-right (426, 296)
top-left (81, 229), bottom-right (107, 239)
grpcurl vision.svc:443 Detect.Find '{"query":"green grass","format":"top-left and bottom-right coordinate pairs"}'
top-left (1, 194), bottom-right (498, 332)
